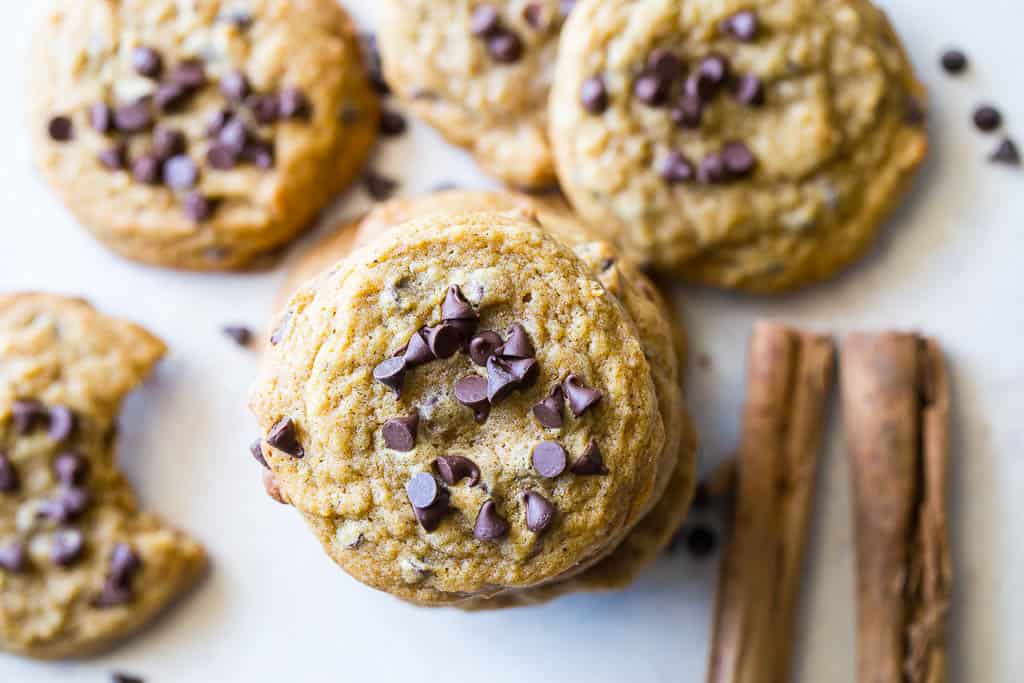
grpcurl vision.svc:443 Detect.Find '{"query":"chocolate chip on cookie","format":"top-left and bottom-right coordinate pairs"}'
top-left (486, 356), bottom-right (525, 404)
top-left (532, 441), bottom-right (567, 478)
top-left (47, 115), bottom-right (74, 142)
top-left (51, 528), bottom-right (86, 567)
top-left (991, 138), bottom-right (1021, 166)
top-left (697, 152), bottom-right (728, 184)
top-left (250, 439), bottom-right (268, 468)
top-left (94, 543), bottom-right (143, 607)
top-left (426, 324), bottom-right (463, 359)
top-left (53, 452), bottom-right (89, 487)
top-left (523, 3), bottom-right (545, 30)
top-left (455, 375), bottom-right (491, 423)
top-left (12, 399), bottom-right (47, 434)
top-left (523, 491), bottom-right (556, 533)
top-left (364, 170), bottom-right (398, 201)
top-left (470, 5), bottom-right (501, 37)
top-left (496, 323), bottom-right (535, 359)
top-left (379, 109), bottom-right (407, 137)
top-left (469, 330), bottom-right (503, 366)
top-left (113, 101), bottom-right (153, 133)
top-left (734, 74), bottom-right (765, 107)
top-left (279, 87), bottom-right (312, 120)
top-left (168, 59), bottom-right (207, 90)
top-left (152, 127), bottom-right (187, 160)
top-left (670, 93), bottom-right (703, 129)
top-left (373, 356), bottom-right (407, 394)
top-left (266, 417), bottom-right (304, 458)
top-left (647, 49), bottom-right (682, 82)
top-left (721, 141), bottom-right (756, 177)
top-left (220, 71), bottom-right (251, 102)
top-left (182, 192), bottom-right (215, 223)
top-left (99, 143), bottom-right (129, 171)
top-left (659, 151), bottom-right (695, 184)
top-left (634, 72), bottom-right (670, 107)
top-left (0, 452), bottom-right (19, 493)
top-left (402, 329), bottom-right (435, 367)
top-left (720, 10), bottom-right (758, 42)
top-left (581, 76), bottom-right (609, 114)
top-left (442, 284), bottom-right (479, 335)
top-left (562, 374), bottom-right (602, 417)
top-left (48, 405), bottom-right (76, 442)
top-left (570, 440), bottom-right (608, 475)
top-left (407, 473), bottom-right (449, 532)
top-left (532, 386), bottom-right (564, 428)
top-left (163, 156), bottom-right (199, 190)
top-left (434, 455), bottom-right (481, 486)
top-left (132, 155), bottom-right (163, 185)
top-left (40, 487), bottom-right (92, 523)
top-left (473, 500), bottom-right (508, 540)
top-left (383, 414), bottom-right (419, 452)
top-left (132, 47), bottom-right (164, 79)
top-left (90, 103), bottom-right (113, 134)
top-left (0, 542), bottom-right (26, 573)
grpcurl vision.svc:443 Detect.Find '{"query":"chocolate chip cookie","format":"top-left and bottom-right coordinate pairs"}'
top-left (550, 0), bottom-right (928, 292)
top-left (30, 0), bottom-right (378, 271)
top-left (0, 294), bottom-right (206, 659)
top-left (379, 1), bottom-right (570, 188)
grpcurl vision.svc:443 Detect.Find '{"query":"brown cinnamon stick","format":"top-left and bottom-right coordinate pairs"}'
top-left (707, 322), bottom-right (835, 683)
top-left (841, 334), bottom-right (952, 683)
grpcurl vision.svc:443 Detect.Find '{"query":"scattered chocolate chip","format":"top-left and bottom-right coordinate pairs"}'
top-left (220, 70), bottom-right (251, 102)
top-left (523, 3), bottom-right (545, 29)
top-left (974, 105), bottom-right (1002, 132)
top-left (132, 46), bottom-right (164, 78)
top-left (206, 109), bottom-right (233, 137)
top-left (0, 542), bottom-right (26, 573)
top-left (48, 405), bottom-right (76, 442)
top-left (279, 88), bottom-right (311, 120)
top-left (580, 76), bottom-right (609, 114)
top-left (12, 399), bottom-right (46, 433)
top-left (0, 452), bottom-right (18, 493)
top-left (114, 101), bottom-right (153, 133)
top-left (426, 324), bottom-right (463, 359)
top-left (364, 170), bottom-right (398, 200)
top-left (991, 138), bottom-right (1021, 166)
top-left (207, 144), bottom-right (238, 170)
top-left (218, 118), bottom-right (249, 153)
top-left (241, 139), bottom-right (275, 169)
top-left (412, 495), bottom-right (449, 532)
top-left (90, 103), bottom-right (113, 134)
top-left (487, 31), bottom-right (524, 63)
top-left (373, 356), bottom-right (407, 394)
top-left (266, 417), bottom-right (304, 458)
top-left (455, 375), bottom-right (491, 423)
top-left (41, 487), bottom-right (92, 523)
top-left (473, 500), bottom-right (509, 540)
top-left (51, 528), bottom-right (85, 567)
top-left (721, 10), bottom-right (758, 41)
top-left (99, 142), bottom-right (129, 171)
top-left (434, 455), bottom-right (481, 486)
top-left (53, 452), bottom-right (89, 486)
top-left (244, 94), bottom-right (279, 125)
top-left (270, 312), bottom-right (292, 346)
top-left (250, 438), bottom-right (268, 468)
top-left (659, 150), bottom-right (695, 183)
top-left (497, 324), bottom-right (534, 358)
top-left (647, 48), bottom-right (682, 81)
top-left (406, 472), bottom-right (441, 509)
top-left (684, 72), bottom-right (716, 104)
top-left (940, 49), bottom-right (968, 74)
top-left (532, 441), bottom-right (567, 478)
top-left (222, 325), bottom-right (252, 347)
top-left (152, 126), bottom-right (186, 159)
top-left (684, 524), bottom-right (718, 557)
top-left (109, 543), bottom-right (142, 586)
top-left (698, 152), bottom-right (728, 184)
top-left (470, 5), bottom-right (501, 37)
top-left (111, 673), bottom-right (144, 683)
top-left (532, 386), bottom-right (564, 428)
top-left (634, 72), bottom-right (670, 107)
top-left (670, 92), bottom-right (702, 128)
top-left (379, 108), bottom-right (407, 137)
top-left (132, 154), bottom-right (163, 185)
top-left (168, 59), bottom-right (207, 89)
top-left (182, 192), bottom-right (214, 222)
top-left (93, 579), bottom-right (133, 608)
top-left (523, 491), bottom-right (555, 533)
top-left (505, 358), bottom-right (538, 387)
top-left (734, 73), bottom-right (765, 107)
top-left (486, 357), bottom-right (521, 404)
top-left (401, 329), bottom-right (434, 367)
top-left (153, 82), bottom-right (190, 112)
top-left (262, 469), bottom-right (288, 505)
top-left (442, 285), bottom-right (478, 322)
top-left (570, 440), bottom-right (608, 475)
top-left (47, 115), bottom-right (74, 142)
top-left (383, 414), bottom-right (419, 451)
top-left (163, 155), bottom-right (199, 190)
top-left (721, 140), bottom-right (756, 177)
top-left (700, 53), bottom-right (731, 85)
top-left (469, 331), bottom-right (503, 366)
top-left (562, 374), bottom-right (602, 417)
top-left (361, 33), bottom-right (391, 96)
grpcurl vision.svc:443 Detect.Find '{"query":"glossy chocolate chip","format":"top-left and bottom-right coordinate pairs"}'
top-left (991, 138), bottom-right (1021, 166)
top-left (562, 374), bottom-right (602, 417)
top-left (132, 154), bottom-right (162, 184)
top-left (442, 285), bottom-right (478, 322)
top-left (279, 88), bottom-right (311, 120)
top-left (93, 579), bottom-right (133, 608)
top-left (734, 73), bottom-right (765, 107)
top-left (53, 452), bottom-right (89, 486)
top-left (206, 144), bottom-right (238, 170)
top-left (570, 440), bottom-right (608, 475)
top-left (0, 542), bottom-right (26, 573)
top-left (506, 358), bottom-right (538, 386)
top-left (109, 543), bottom-right (142, 586)
top-left (698, 152), bottom-right (728, 184)
top-left (581, 76), bottom-right (609, 114)
top-left (434, 455), bottom-right (481, 486)
top-left (364, 170), bottom-right (398, 200)
top-left (473, 500), bottom-right (509, 540)
top-left (401, 329), bottom-right (434, 368)
top-left (379, 109), bottom-right (407, 136)
top-left (647, 48), bottom-right (682, 81)
top-left (249, 438), bottom-right (268, 468)
top-left (262, 469), bottom-right (288, 505)
top-left (154, 82), bottom-right (190, 112)
top-left (218, 118), bottom-right (249, 154)
top-left (532, 441), bottom-right (567, 478)
top-left (670, 92), bottom-right (702, 129)
top-left (47, 116), bottom-right (73, 142)
top-left (373, 356), bottom-right (407, 394)
top-left (242, 139), bottom-right (275, 169)
top-left (659, 151), bottom-right (695, 183)
top-left (974, 105), bottom-right (1002, 132)
top-left (634, 72), bottom-right (670, 107)
top-left (168, 59), bottom-right (207, 89)
top-left (132, 46), bottom-right (163, 78)
top-left (469, 331), bottom-right (503, 366)
top-left (406, 472), bottom-right (442, 509)
top-left (99, 142), bottom-right (128, 171)
top-left (489, 31), bottom-right (526, 63)
top-left (497, 324), bottom-right (534, 358)
top-left (383, 414), bottom-right (419, 452)
top-left (470, 5), bottom-right (501, 36)
top-left (699, 54), bottom-right (730, 86)
top-left (0, 452), bottom-right (18, 493)
top-left (51, 528), bottom-right (85, 567)
top-left (12, 400), bottom-right (46, 433)
top-left (114, 101), bottom-right (153, 133)
top-left (455, 375), bottom-right (491, 423)
top-left (721, 141), bottom-right (756, 176)
top-left (940, 49), bottom-right (968, 74)
top-left (426, 324), bottom-right (463, 359)
top-left (486, 357), bottom-right (520, 404)
top-left (90, 103), bottom-right (113, 134)
top-left (266, 417), bottom-right (304, 458)
top-left (247, 94), bottom-right (280, 124)
top-left (182, 192), bottom-right (214, 222)
top-left (152, 127), bottom-right (186, 160)
top-left (523, 3), bottom-right (545, 29)
top-left (220, 70), bottom-right (250, 102)
top-left (721, 10), bottom-right (758, 41)
top-left (163, 155), bottom-right (199, 190)
top-left (523, 491), bottom-right (556, 533)
top-left (48, 405), bottom-right (76, 442)
top-left (41, 487), bottom-right (92, 523)
top-left (532, 386), bottom-right (564, 428)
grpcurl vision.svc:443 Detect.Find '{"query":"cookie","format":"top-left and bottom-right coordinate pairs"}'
top-left (251, 210), bottom-right (671, 605)
top-left (378, 1), bottom-right (569, 188)
top-left (30, 0), bottom-right (378, 271)
top-left (0, 294), bottom-right (206, 659)
top-left (550, 0), bottom-right (928, 292)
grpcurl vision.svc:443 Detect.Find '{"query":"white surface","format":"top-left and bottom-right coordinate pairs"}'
top-left (1, 0), bottom-right (1021, 680)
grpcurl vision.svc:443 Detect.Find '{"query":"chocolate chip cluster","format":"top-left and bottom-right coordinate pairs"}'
top-left (47, 37), bottom-right (312, 223)
top-left (469, 2), bottom-right (571, 64)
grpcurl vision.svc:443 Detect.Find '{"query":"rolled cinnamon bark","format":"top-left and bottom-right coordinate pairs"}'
top-left (841, 334), bottom-right (951, 683)
top-left (707, 322), bottom-right (835, 683)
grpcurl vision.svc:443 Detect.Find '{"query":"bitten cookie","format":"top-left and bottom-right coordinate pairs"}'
top-left (379, 1), bottom-right (570, 188)
top-left (251, 211), bottom-right (672, 605)
top-left (30, 0), bottom-right (378, 271)
top-left (550, 0), bottom-right (928, 292)
top-left (0, 294), bottom-right (206, 659)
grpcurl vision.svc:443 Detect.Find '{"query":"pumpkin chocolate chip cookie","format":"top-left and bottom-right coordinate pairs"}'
top-left (29, 0), bottom-right (378, 271)
top-left (0, 294), bottom-right (206, 659)
top-left (550, 0), bottom-right (928, 292)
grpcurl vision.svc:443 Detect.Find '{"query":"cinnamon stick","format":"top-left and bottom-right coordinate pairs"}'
top-left (841, 334), bottom-right (951, 683)
top-left (707, 322), bottom-right (835, 683)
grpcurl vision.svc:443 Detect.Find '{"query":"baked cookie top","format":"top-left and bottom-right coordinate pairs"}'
top-left (0, 294), bottom-right (206, 659)
top-left (251, 211), bottom-right (666, 604)
top-left (550, 0), bottom-right (927, 292)
top-left (379, 1), bottom-right (568, 188)
top-left (30, 0), bottom-right (378, 271)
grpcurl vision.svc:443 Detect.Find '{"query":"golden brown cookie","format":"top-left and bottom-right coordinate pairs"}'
top-left (0, 294), bottom-right (206, 659)
top-left (30, 0), bottom-right (378, 271)
top-left (550, 0), bottom-right (928, 292)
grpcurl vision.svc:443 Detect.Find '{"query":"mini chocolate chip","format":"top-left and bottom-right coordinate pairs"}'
top-left (523, 3), bottom-right (545, 29)
top-left (991, 138), bottom-right (1021, 166)
top-left (383, 414), bottom-right (419, 452)
top-left (940, 49), bottom-right (968, 74)
top-left (434, 455), bottom-right (481, 486)
top-left (93, 579), bottom-right (133, 608)
top-left (581, 76), bottom-right (609, 114)
top-left (532, 386), bottom-right (564, 428)
top-left (0, 452), bottom-right (18, 493)
top-left (270, 312), bottom-right (292, 345)
top-left (523, 491), bottom-right (555, 533)
top-left (721, 141), bottom-right (756, 176)
top-left (207, 144), bottom-right (238, 170)
top-left (659, 150), bottom-right (695, 183)
top-left (241, 139), bottom-right (275, 169)
top-left (699, 53), bottom-right (730, 86)
top-left (51, 528), bottom-right (85, 567)
top-left (218, 118), bottom-right (249, 153)
top-left (698, 152), bottom-right (728, 184)
top-left (570, 441), bottom-right (608, 475)
top-left (469, 331), bottom-right (503, 366)
top-left (0, 542), bottom-right (26, 573)
top-left (426, 324), bottom-right (463, 359)
top-left (486, 357), bottom-right (520, 404)
top-left (406, 472), bottom-right (441, 509)
top-left (562, 374), bottom-right (602, 417)
top-left (974, 105), bottom-right (1002, 132)
top-left (250, 438), bottom-right (268, 468)
top-left (152, 126), bottom-right (186, 159)
top-left (532, 441), bottom-right (567, 478)
top-left (379, 109), bottom-right (407, 136)
top-left (634, 72), bottom-right (670, 107)
top-left (364, 170), bottom-right (398, 200)
top-left (112, 673), bottom-right (144, 683)
top-left (685, 524), bottom-right (717, 557)
top-left (684, 72), bottom-right (716, 103)
top-left (442, 285), bottom-right (478, 322)
top-left (647, 48), bottom-right (682, 81)
top-left (163, 155), bottom-right (199, 190)
top-left (12, 400), bottom-right (46, 434)
top-left (373, 356), bottom-right (407, 394)
top-left (497, 323), bottom-right (534, 358)
top-left (247, 94), bottom-right (280, 124)
top-left (41, 487), bottom-right (92, 523)
top-left (220, 70), bottom-right (250, 102)
top-left (114, 101), bottom-right (153, 133)
top-left (223, 325), bottom-right (252, 347)
top-left (473, 500), bottom-right (509, 540)
top-left (109, 543), bottom-right (142, 586)
top-left (132, 47), bottom-right (163, 78)
top-left (132, 154), bottom-right (163, 184)
top-left (279, 88), bottom-right (311, 120)
top-left (53, 452), bottom-right (89, 486)
top-left (470, 5), bottom-right (501, 37)
top-left (90, 103), bottom-right (113, 134)
top-left (266, 417), bottom-right (304, 458)
top-left (48, 115), bottom-right (74, 142)
top-left (182, 192), bottom-right (214, 222)
top-left (168, 59), bottom-right (207, 89)
top-left (488, 31), bottom-right (524, 63)
top-left (455, 375), bottom-right (491, 423)
top-left (721, 10), bottom-right (758, 41)
top-left (99, 142), bottom-right (128, 171)
top-left (48, 405), bottom-right (76, 442)
top-left (734, 73), bottom-right (765, 107)
top-left (153, 82), bottom-right (190, 112)
top-left (206, 109), bottom-right (233, 137)
top-left (671, 92), bottom-right (703, 128)
top-left (402, 329), bottom-right (435, 367)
